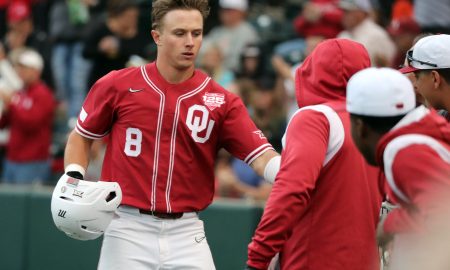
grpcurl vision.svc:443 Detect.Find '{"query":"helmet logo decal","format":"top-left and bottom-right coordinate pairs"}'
top-left (58, 210), bottom-right (67, 218)
top-left (72, 190), bottom-right (84, 198)
top-left (66, 177), bottom-right (79, 187)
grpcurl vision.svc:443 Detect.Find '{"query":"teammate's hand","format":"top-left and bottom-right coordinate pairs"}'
top-left (0, 91), bottom-right (13, 111)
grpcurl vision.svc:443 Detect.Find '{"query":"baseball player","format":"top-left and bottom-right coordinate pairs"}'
top-left (347, 67), bottom-right (450, 270)
top-left (399, 34), bottom-right (450, 121)
top-left (0, 49), bottom-right (55, 183)
top-left (246, 39), bottom-right (383, 270)
top-left (62, 0), bottom-right (280, 269)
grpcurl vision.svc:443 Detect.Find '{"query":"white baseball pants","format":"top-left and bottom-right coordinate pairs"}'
top-left (97, 206), bottom-right (216, 270)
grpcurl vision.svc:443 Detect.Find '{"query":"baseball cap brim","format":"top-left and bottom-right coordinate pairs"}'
top-left (398, 65), bottom-right (419, 74)
top-left (339, 2), bottom-right (358, 10)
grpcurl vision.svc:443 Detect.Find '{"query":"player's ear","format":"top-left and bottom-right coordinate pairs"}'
top-left (151, 29), bottom-right (161, 46)
top-left (350, 115), bottom-right (365, 139)
top-left (356, 117), bottom-right (371, 139)
top-left (431, 70), bottom-right (442, 89)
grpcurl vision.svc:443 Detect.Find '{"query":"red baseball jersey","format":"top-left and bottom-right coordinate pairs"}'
top-left (76, 63), bottom-right (273, 212)
top-left (377, 107), bottom-right (450, 235)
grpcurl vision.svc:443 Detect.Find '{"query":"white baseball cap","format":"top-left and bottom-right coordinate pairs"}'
top-left (347, 67), bottom-right (416, 116)
top-left (219, 0), bottom-right (248, 11)
top-left (400, 34), bottom-right (450, 73)
top-left (339, 0), bottom-right (372, 12)
top-left (18, 49), bottom-right (44, 71)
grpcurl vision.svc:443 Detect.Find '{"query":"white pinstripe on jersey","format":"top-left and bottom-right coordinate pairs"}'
top-left (141, 66), bottom-right (166, 212)
top-left (165, 77), bottom-right (211, 212)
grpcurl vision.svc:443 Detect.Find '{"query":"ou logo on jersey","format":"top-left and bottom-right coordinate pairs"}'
top-left (186, 105), bottom-right (215, 143)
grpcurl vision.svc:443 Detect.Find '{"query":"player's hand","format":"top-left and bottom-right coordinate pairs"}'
top-left (0, 90), bottom-right (14, 111)
top-left (99, 36), bottom-right (119, 58)
top-left (245, 266), bottom-right (262, 270)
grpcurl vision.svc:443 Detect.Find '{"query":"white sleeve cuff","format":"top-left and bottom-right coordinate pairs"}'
top-left (263, 156), bottom-right (281, 183)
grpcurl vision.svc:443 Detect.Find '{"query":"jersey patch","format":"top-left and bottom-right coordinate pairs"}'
top-left (80, 107), bottom-right (88, 123)
top-left (202, 92), bottom-right (225, 111)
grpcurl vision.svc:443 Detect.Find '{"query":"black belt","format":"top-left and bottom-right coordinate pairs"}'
top-left (139, 209), bottom-right (184, 219)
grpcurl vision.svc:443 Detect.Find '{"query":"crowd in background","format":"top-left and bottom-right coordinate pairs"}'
top-left (0, 0), bottom-right (449, 201)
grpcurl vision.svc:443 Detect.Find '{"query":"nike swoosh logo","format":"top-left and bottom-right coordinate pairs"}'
top-left (195, 236), bottom-right (206, 243)
top-left (129, 88), bottom-right (143, 93)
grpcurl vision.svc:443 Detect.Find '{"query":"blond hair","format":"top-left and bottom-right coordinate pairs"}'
top-left (151, 0), bottom-right (210, 30)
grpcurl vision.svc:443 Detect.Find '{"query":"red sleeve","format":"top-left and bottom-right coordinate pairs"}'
top-left (9, 86), bottom-right (55, 132)
top-left (383, 145), bottom-right (450, 234)
top-left (75, 71), bottom-right (119, 139)
top-left (247, 110), bottom-right (329, 269)
top-left (220, 94), bottom-right (273, 164)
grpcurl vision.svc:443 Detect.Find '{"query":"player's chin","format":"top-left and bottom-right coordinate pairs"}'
top-left (176, 59), bottom-right (195, 69)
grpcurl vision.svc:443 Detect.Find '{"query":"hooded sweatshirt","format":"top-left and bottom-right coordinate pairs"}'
top-left (377, 106), bottom-right (450, 235)
top-left (247, 39), bottom-right (383, 270)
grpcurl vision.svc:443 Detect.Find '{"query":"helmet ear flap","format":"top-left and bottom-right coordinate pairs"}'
top-left (51, 174), bottom-right (122, 241)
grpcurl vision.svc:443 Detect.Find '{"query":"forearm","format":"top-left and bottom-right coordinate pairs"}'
top-left (64, 130), bottom-right (94, 176)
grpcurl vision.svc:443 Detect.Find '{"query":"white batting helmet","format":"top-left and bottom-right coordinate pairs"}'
top-left (51, 174), bottom-right (122, 241)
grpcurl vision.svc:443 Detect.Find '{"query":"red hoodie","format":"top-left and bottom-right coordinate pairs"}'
top-left (377, 106), bottom-right (450, 235)
top-left (247, 39), bottom-right (383, 270)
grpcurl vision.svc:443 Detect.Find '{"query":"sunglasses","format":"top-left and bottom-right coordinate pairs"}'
top-left (406, 50), bottom-right (438, 67)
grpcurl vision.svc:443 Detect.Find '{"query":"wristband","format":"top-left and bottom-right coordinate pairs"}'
top-left (65, 163), bottom-right (86, 178)
top-left (263, 156), bottom-right (281, 183)
top-left (66, 171), bottom-right (84, 180)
